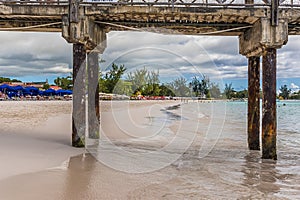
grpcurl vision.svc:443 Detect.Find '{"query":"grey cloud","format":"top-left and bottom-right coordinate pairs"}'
top-left (0, 32), bottom-right (72, 78)
top-left (1, 30), bottom-right (300, 83)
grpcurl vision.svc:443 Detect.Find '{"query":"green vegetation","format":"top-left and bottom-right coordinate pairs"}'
top-left (99, 63), bottom-right (225, 99)
top-left (127, 68), bottom-right (161, 96)
top-left (0, 77), bottom-right (21, 83)
top-left (224, 83), bottom-right (235, 99)
top-left (210, 82), bottom-right (222, 99)
top-left (100, 63), bottom-right (126, 93)
top-left (234, 89), bottom-right (248, 99)
top-left (290, 91), bottom-right (300, 99)
top-left (190, 76), bottom-right (210, 98)
top-left (42, 83), bottom-right (50, 90)
top-left (54, 75), bottom-right (73, 90)
top-left (279, 85), bottom-right (291, 100)
top-left (167, 77), bottom-right (190, 97)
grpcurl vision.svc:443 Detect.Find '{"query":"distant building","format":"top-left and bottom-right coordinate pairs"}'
top-left (50, 85), bottom-right (62, 90)
top-left (4, 80), bottom-right (48, 89)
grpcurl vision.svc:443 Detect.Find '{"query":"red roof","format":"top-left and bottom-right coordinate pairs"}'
top-left (50, 86), bottom-right (62, 90)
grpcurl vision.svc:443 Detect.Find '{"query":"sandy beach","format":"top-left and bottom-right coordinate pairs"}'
top-left (0, 100), bottom-right (299, 199)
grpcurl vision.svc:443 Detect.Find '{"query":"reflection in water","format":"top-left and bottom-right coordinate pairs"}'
top-left (83, 101), bottom-right (300, 199)
top-left (242, 151), bottom-right (280, 195)
top-left (63, 154), bottom-right (97, 200)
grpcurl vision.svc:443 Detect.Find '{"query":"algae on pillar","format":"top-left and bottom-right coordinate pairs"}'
top-left (262, 48), bottom-right (277, 160)
top-left (72, 43), bottom-right (86, 147)
top-left (239, 18), bottom-right (288, 159)
top-left (247, 56), bottom-right (260, 151)
top-left (87, 52), bottom-right (100, 139)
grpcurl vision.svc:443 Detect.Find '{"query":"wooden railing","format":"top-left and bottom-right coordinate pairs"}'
top-left (0, 0), bottom-right (300, 7)
top-left (0, 0), bottom-right (69, 5)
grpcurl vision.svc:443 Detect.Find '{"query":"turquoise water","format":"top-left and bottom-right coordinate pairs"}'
top-left (90, 100), bottom-right (300, 199)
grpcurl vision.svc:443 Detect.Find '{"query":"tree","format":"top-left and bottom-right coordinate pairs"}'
top-left (143, 70), bottom-right (160, 96)
top-left (43, 83), bottom-right (50, 90)
top-left (290, 90), bottom-right (300, 100)
top-left (100, 63), bottom-right (126, 93)
top-left (127, 67), bottom-right (148, 93)
top-left (0, 77), bottom-right (21, 83)
top-left (54, 77), bottom-right (61, 86)
top-left (224, 83), bottom-right (235, 99)
top-left (159, 84), bottom-right (175, 96)
top-left (209, 83), bottom-right (221, 99)
top-left (191, 77), bottom-right (200, 97)
top-left (126, 67), bottom-right (160, 96)
top-left (168, 77), bottom-right (190, 97)
top-left (234, 89), bottom-right (248, 99)
top-left (279, 85), bottom-right (291, 99)
top-left (190, 75), bottom-right (210, 98)
top-left (113, 80), bottom-right (133, 96)
top-left (54, 76), bottom-right (73, 90)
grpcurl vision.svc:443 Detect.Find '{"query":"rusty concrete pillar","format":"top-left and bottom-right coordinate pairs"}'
top-left (72, 43), bottom-right (86, 147)
top-left (262, 48), bottom-right (277, 160)
top-left (248, 56), bottom-right (260, 150)
top-left (87, 52), bottom-right (100, 139)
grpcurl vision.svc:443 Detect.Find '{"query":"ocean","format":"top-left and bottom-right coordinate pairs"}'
top-left (87, 100), bottom-right (300, 199)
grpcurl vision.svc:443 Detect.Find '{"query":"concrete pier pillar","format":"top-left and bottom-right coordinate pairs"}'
top-left (87, 52), bottom-right (100, 139)
top-left (72, 43), bottom-right (86, 147)
top-left (262, 48), bottom-right (277, 160)
top-left (248, 56), bottom-right (260, 150)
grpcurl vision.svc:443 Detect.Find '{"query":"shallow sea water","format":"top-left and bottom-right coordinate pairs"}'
top-left (87, 100), bottom-right (300, 199)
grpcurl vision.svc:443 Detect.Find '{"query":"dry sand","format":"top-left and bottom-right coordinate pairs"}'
top-left (0, 100), bottom-right (182, 200)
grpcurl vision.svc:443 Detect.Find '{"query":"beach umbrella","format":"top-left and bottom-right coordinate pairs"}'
top-left (12, 85), bottom-right (24, 91)
top-left (12, 85), bottom-right (24, 97)
top-left (43, 88), bottom-right (56, 96)
top-left (24, 86), bottom-right (39, 96)
top-left (22, 88), bottom-right (32, 96)
top-left (56, 89), bottom-right (73, 96)
top-left (65, 90), bottom-right (73, 95)
top-left (7, 91), bottom-right (18, 98)
top-left (56, 89), bottom-right (66, 96)
top-left (0, 84), bottom-right (15, 93)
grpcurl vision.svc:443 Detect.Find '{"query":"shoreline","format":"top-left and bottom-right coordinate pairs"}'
top-left (0, 100), bottom-right (299, 199)
top-left (0, 100), bottom-right (180, 180)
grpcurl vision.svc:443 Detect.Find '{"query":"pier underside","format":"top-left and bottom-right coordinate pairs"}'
top-left (1, 0), bottom-right (298, 159)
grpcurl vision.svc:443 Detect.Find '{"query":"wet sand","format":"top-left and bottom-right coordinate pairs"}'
top-left (0, 101), bottom-right (299, 199)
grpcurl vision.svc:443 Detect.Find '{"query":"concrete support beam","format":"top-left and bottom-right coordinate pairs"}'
top-left (62, 15), bottom-right (107, 50)
top-left (87, 52), bottom-right (100, 139)
top-left (62, 1), bottom-right (107, 51)
top-left (262, 48), bottom-right (277, 160)
top-left (72, 43), bottom-right (86, 147)
top-left (240, 17), bottom-right (284, 159)
top-left (248, 56), bottom-right (260, 150)
top-left (239, 18), bottom-right (288, 57)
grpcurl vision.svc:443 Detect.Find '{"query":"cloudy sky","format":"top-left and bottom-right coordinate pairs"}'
top-left (0, 30), bottom-right (300, 91)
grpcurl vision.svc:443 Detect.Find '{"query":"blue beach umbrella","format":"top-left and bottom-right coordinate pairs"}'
top-left (24, 86), bottom-right (39, 96)
top-left (12, 85), bottom-right (24, 97)
top-left (56, 89), bottom-right (73, 96)
top-left (43, 88), bottom-right (56, 96)
top-left (22, 88), bottom-right (32, 96)
top-left (65, 90), bottom-right (73, 95)
top-left (0, 84), bottom-right (15, 93)
top-left (12, 85), bottom-right (24, 91)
